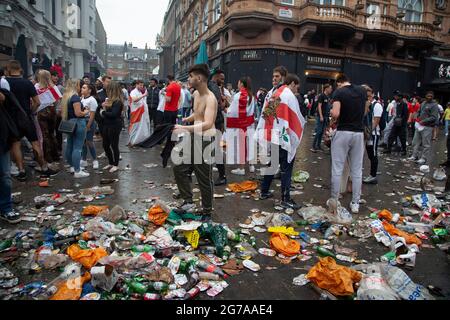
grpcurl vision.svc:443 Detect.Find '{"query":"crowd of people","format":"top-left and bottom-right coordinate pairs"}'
top-left (1, 58), bottom-right (449, 225)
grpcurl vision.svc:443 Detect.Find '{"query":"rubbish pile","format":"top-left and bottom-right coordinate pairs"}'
top-left (0, 185), bottom-right (264, 301)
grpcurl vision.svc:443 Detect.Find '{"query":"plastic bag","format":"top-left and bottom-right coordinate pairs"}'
top-left (270, 233), bottom-right (301, 257)
top-left (67, 244), bottom-right (108, 269)
top-left (307, 257), bottom-right (362, 297)
top-left (50, 272), bottom-right (91, 300)
top-left (85, 217), bottom-right (123, 236)
top-left (227, 181), bottom-right (258, 193)
top-left (356, 264), bottom-right (399, 300)
top-left (268, 213), bottom-right (296, 227)
top-left (298, 206), bottom-right (327, 222)
top-left (293, 171), bottom-right (310, 183)
top-left (148, 205), bottom-right (169, 226)
top-left (82, 206), bottom-right (109, 216)
top-left (382, 221), bottom-right (422, 246)
top-left (412, 194), bottom-right (442, 209)
top-left (100, 205), bottom-right (126, 223)
top-left (380, 264), bottom-right (435, 300)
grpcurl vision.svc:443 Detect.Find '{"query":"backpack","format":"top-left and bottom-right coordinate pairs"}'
top-left (379, 106), bottom-right (387, 131)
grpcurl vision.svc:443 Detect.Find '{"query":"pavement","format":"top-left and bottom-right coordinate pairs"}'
top-left (2, 119), bottom-right (450, 300)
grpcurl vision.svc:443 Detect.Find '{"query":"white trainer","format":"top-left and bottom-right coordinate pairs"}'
top-left (74, 170), bottom-right (90, 178)
top-left (109, 166), bottom-right (119, 173)
top-left (231, 168), bottom-right (245, 176)
top-left (93, 160), bottom-right (99, 170)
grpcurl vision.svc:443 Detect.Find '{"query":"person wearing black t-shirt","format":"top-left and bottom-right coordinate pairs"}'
top-left (6, 60), bottom-right (59, 181)
top-left (330, 74), bottom-right (367, 214)
top-left (312, 84), bottom-right (333, 152)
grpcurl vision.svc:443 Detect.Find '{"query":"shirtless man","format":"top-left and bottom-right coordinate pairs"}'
top-left (173, 64), bottom-right (218, 220)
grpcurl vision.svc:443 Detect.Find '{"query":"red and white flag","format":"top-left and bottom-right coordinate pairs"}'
top-left (128, 88), bottom-right (151, 146)
top-left (256, 85), bottom-right (306, 163)
top-left (35, 85), bottom-right (63, 112)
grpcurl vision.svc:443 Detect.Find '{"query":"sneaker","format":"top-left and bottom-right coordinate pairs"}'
top-left (98, 152), bottom-right (106, 159)
top-left (214, 177), bottom-right (227, 187)
top-left (42, 168), bottom-right (60, 177)
top-left (80, 160), bottom-right (88, 168)
top-left (231, 168), bottom-right (245, 176)
top-left (69, 167), bottom-right (75, 174)
top-left (363, 176), bottom-right (378, 185)
top-left (407, 156), bottom-right (418, 162)
top-left (10, 164), bottom-right (19, 176)
top-left (417, 159), bottom-right (426, 165)
top-left (74, 170), bottom-right (90, 178)
top-left (281, 199), bottom-right (301, 210)
top-left (350, 202), bottom-right (360, 214)
top-left (212, 167), bottom-right (218, 172)
top-left (249, 166), bottom-right (256, 173)
top-left (93, 161), bottom-right (99, 170)
top-left (0, 211), bottom-right (21, 224)
top-left (103, 165), bottom-right (113, 170)
top-left (180, 201), bottom-right (196, 212)
top-left (109, 166), bottom-right (119, 173)
top-left (260, 192), bottom-right (274, 200)
top-left (310, 148), bottom-right (318, 153)
top-left (172, 192), bottom-right (182, 200)
top-left (16, 171), bottom-right (27, 182)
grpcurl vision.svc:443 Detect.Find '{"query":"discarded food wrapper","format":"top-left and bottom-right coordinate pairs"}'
top-left (258, 248), bottom-right (277, 257)
top-left (419, 165), bottom-right (430, 174)
top-left (293, 171), bottom-right (310, 183)
top-left (433, 168), bottom-right (447, 181)
top-left (90, 264), bottom-right (118, 292)
top-left (243, 260), bottom-right (261, 272)
top-left (293, 274), bottom-right (310, 286)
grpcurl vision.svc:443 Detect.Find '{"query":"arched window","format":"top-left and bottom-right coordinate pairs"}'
top-left (203, 2), bottom-right (209, 33)
top-left (213, 0), bottom-right (221, 23)
top-left (398, 0), bottom-right (423, 23)
top-left (194, 13), bottom-right (199, 39)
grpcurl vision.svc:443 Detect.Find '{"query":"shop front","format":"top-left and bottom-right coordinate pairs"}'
top-left (421, 57), bottom-right (450, 105)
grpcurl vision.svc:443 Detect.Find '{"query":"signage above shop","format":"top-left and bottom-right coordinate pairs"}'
top-left (0, 44), bottom-right (12, 57)
top-left (439, 63), bottom-right (450, 79)
top-left (279, 8), bottom-right (293, 19)
top-left (306, 55), bottom-right (343, 72)
top-left (423, 57), bottom-right (450, 85)
top-left (240, 50), bottom-right (262, 61)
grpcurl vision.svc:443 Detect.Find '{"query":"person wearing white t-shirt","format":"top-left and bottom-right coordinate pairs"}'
top-left (80, 83), bottom-right (99, 169)
top-left (155, 85), bottom-right (166, 126)
top-left (0, 68), bottom-right (10, 91)
top-left (364, 87), bottom-right (383, 185)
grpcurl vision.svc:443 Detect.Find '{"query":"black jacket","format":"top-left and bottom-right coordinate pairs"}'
top-left (395, 101), bottom-right (409, 127)
top-left (100, 101), bottom-right (123, 126)
top-left (0, 88), bottom-right (21, 154)
top-left (138, 124), bottom-right (175, 168)
top-left (147, 86), bottom-right (160, 110)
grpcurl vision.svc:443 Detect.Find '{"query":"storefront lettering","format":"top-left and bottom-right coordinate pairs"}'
top-left (241, 50), bottom-right (262, 61)
top-left (307, 55), bottom-right (342, 67)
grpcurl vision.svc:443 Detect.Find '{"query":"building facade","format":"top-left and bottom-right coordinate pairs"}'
top-left (158, 0), bottom-right (179, 80)
top-left (107, 42), bottom-right (159, 83)
top-left (0, 0), bottom-right (106, 79)
top-left (169, 0), bottom-right (450, 102)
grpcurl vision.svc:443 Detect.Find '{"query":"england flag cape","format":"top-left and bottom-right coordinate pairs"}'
top-left (255, 85), bottom-right (306, 163)
top-left (226, 88), bottom-right (256, 164)
top-left (128, 88), bottom-right (151, 146)
top-left (35, 84), bottom-right (62, 113)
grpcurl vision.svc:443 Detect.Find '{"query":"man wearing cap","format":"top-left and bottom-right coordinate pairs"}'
top-left (384, 90), bottom-right (409, 156)
top-left (147, 78), bottom-right (160, 129)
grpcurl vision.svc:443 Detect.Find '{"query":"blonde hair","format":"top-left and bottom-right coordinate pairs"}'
top-left (61, 79), bottom-right (80, 120)
top-left (105, 81), bottom-right (123, 109)
top-left (36, 70), bottom-right (53, 89)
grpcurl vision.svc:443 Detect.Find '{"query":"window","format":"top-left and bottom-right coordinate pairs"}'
top-left (117, 63), bottom-right (123, 69)
top-left (213, 0), bottom-right (222, 23)
top-left (281, 0), bottom-right (294, 5)
top-left (367, 3), bottom-right (380, 15)
top-left (202, 2), bottom-right (209, 33)
top-left (282, 28), bottom-right (294, 42)
top-left (398, 0), bottom-right (423, 23)
top-left (194, 13), bottom-right (199, 39)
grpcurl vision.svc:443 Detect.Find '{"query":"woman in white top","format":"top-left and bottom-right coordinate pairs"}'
top-left (80, 83), bottom-right (99, 169)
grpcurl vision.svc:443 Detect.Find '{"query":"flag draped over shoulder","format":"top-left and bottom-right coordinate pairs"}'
top-left (256, 85), bottom-right (306, 163)
top-left (35, 85), bottom-right (62, 113)
top-left (128, 88), bottom-right (150, 146)
top-left (226, 88), bottom-right (256, 164)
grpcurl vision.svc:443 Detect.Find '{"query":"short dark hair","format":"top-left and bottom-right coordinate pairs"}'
top-left (6, 60), bottom-right (22, 72)
top-left (336, 74), bottom-right (349, 84)
top-left (150, 78), bottom-right (158, 82)
top-left (426, 91), bottom-right (434, 97)
top-left (83, 75), bottom-right (90, 80)
top-left (102, 75), bottom-right (112, 82)
top-left (323, 84), bottom-right (332, 91)
top-left (167, 75), bottom-right (175, 81)
top-left (273, 66), bottom-right (288, 77)
top-left (213, 69), bottom-right (224, 76)
top-left (135, 80), bottom-right (144, 85)
top-left (189, 64), bottom-right (210, 79)
top-left (284, 74), bottom-right (300, 86)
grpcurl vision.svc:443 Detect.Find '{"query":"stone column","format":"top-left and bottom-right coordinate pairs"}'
top-left (73, 51), bottom-right (84, 79)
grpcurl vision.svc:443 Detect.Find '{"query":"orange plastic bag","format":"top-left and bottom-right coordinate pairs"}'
top-left (382, 221), bottom-right (422, 246)
top-left (148, 205), bottom-right (169, 226)
top-left (50, 272), bottom-right (91, 300)
top-left (307, 257), bottom-right (362, 297)
top-left (228, 181), bottom-right (258, 193)
top-left (270, 233), bottom-right (301, 257)
top-left (82, 205), bottom-right (109, 216)
top-left (67, 244), bottom-right (108, 269)
top-left (378, 209), bottom-right (405, 223)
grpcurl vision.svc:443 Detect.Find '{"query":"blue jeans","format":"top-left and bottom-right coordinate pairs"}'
top-left (445, 120), bottom-right (450, 136)
top-left (0, 152), bottom-right (12, 214)
top-left (313, 116), bottom-right (327, 150)
top-left (65, 118), bottom-right (87, 172)
top-left (261, 147), bottom-right (295, 201)
top-left (82, 121), bottom-right (97, 161)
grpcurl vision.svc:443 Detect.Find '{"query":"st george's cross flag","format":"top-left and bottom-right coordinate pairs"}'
top-left (255, 85), bottom-right (306, 164)
top-left (35, 85), bottom-right (63, 113)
